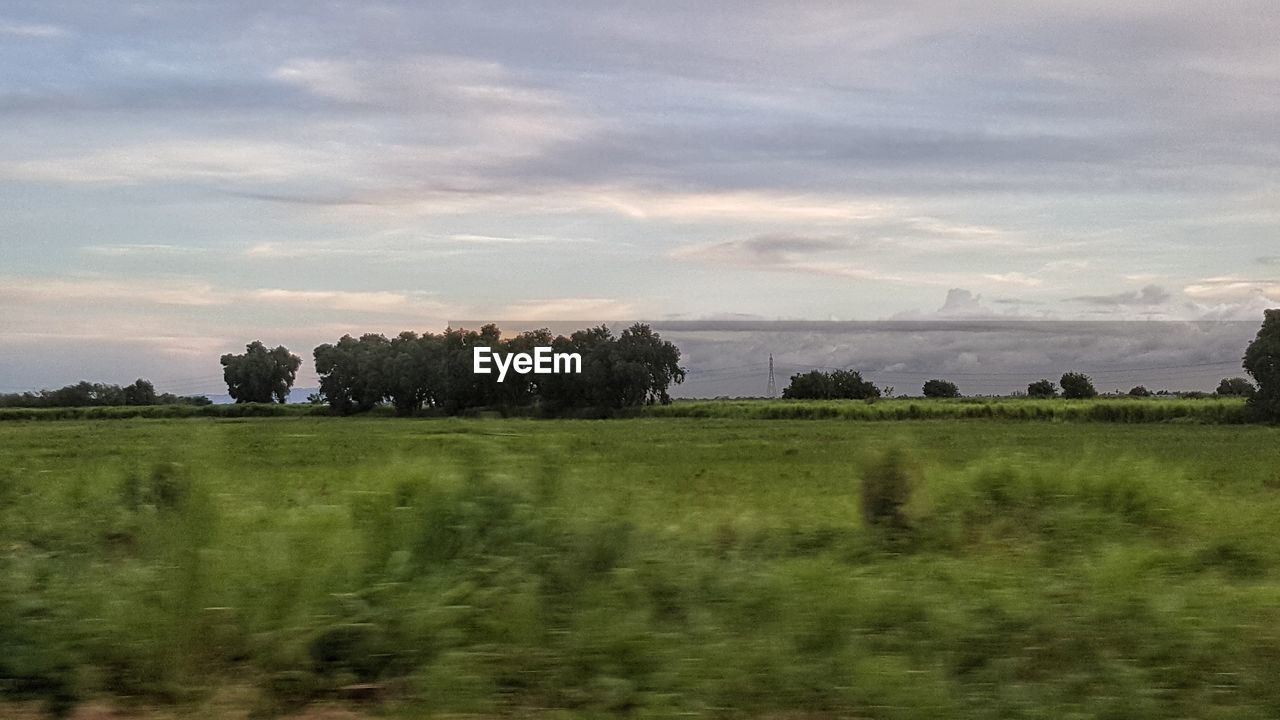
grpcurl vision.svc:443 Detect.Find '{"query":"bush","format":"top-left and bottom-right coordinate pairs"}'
top-left (922, 379), bottom-right (961, 398)
top-left (1216, 377), bottom-right (1256, 397)
top-left (1128, 385), bottom-right (1152, 397)
top-left (1060, 372), bottom-right (1097, 399)
top-left (783, 369), bottom-right (879, 400)
top-left (1027, 379), bottom-right (1057, 398)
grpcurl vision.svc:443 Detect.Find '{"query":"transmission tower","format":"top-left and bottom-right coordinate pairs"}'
top-left (767, 354), bottom-right (777, 398)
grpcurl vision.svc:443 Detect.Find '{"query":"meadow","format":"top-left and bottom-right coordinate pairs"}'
top-left (2, 415), bottom-right (1280, 718)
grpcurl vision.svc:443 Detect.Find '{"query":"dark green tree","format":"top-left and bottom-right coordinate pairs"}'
top-left (783, 369), bottom-right (877, 399)
top-left (1060, 372), bottom-right (1097, 399)
top-left (1243, 308), bottom-right (1280, 421)
top-left (1216, 377), bottom-right (1256, 397)
top-left (1027, 379), bottom-right (1057, 398)
top-left (1128, 385), bottom-right (1152, 397)
top-left (220, 341), bottom-right (301, 404)
top-left (921, 379), bottom-right (961, 398)
top-left (313, 334), bottom-right (391, 414)
top-left (122, 378), bottom-right (157, 405)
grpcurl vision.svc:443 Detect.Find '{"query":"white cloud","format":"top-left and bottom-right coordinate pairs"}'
top-left (0, 20), bottom-right (68, 38)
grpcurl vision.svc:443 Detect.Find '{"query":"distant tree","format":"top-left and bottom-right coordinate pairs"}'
top-left (1027, 379), bottom-right (1057, 398)
top-left (1243, 308), bottom-right (1280, 421)
top-left (220, 341), bottom-right (301, 404)
top-left (782, 370), bottom-right (835, 399)
top-left (1128, 385), bottom-right (1153, 397)
top-left (1060, 372), bottom-right (1097, 399)
top-left (611, 323), bottom-right (687, 406)
top-left (830, 369), bottom-right (880, 400)
top-left (921, 379), bottom-right (961, 398)
top-left (783, 369), bottom-right (878, 400)
top-left (1216, 377), bottom-right (1256, 397)
top-left (122, 378), bottom-right (157, 405)
top-left (313, 334), bottom-right (392, 414)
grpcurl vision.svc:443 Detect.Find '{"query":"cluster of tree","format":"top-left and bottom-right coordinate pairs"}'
top-left (0, 379), bottom-right (210, 408)
top-left (220, 341), bottom-right (302, 404)
top-left (781, 369), bottom-right (881, 400)
top-left (303, 323), bottom-right (685, 415)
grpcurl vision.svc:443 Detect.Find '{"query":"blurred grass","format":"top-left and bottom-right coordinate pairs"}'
top-left (2, 417), bottom-right (1280, 718)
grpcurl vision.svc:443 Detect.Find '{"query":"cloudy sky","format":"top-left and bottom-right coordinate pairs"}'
top-left (2, 1), bottom-right (1278, 395)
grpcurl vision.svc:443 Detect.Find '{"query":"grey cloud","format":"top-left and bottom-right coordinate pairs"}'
top-left (649, 320), bottom-right (1257, 397)
top-left (1070, 284), bottom-right (1171, 307)
top-left (1258, 256), bottom-right (1280, 266)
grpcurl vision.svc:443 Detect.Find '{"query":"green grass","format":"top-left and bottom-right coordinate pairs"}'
top-left (645, 396), bottom-right (1252, 423)
top-left (3, 417), bottom-right (1280, 718)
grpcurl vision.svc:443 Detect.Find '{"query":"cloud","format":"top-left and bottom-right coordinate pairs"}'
top-left (1183, 278), bottom-right (1280, 303)
top-left (1070, 284), bottom-right (1172, 306)
top-left (938, 289), bottom-right (987, 316)
top-left (493, 297), bottom-right (637, 320)
top-left (1258, 256), bottom-right (1280, 266)
top-left (672, 234), bottom-right (901, 282)
top-left (0, 20), bottom-right (67, 38)
top-left (83, 244), bottom-right (207, 257)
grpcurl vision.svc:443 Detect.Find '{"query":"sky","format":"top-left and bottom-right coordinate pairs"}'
top-left (1, 1), bottom-right (1278, 396)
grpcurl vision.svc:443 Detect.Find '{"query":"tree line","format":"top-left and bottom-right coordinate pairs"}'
top-left (780, 309), bottom-right (1280, 421)
top-left (0, 379), bottom-right (211, 408)
top-left (220, 323), bottom-right (686, 415)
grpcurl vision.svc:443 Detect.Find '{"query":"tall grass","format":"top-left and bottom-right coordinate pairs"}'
top-left (2, 418), bottom-right (1280, 717)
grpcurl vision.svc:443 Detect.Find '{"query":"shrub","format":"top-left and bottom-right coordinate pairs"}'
top-left (1128, 385), bottom-right (1152, 397)
top-left (1027, 379), bottom-right (1057, 398)
top-left (921, 379), bottom-right (961, 398)
top-left (1215, 377), bottom-right (1256, 397)
top-left (1060, 372), bottom-right (1097, 399)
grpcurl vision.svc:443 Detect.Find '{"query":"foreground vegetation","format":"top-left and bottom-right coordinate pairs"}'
top-left (0, 395), bottom-right (1256, 424)
top-left (3, 417), bottom-right (1280, 718)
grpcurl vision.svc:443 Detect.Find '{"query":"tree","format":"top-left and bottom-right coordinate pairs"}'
top-left (782, 369), bottom-right (878, 400)
top-left (830, 369), bottom-right (880, 399)
top-left (1216, 377), bottom-right (1256, 397)
top-left (313, 334), bottom-right (392, 414)
top-left (1128, 385), bottom-right (1152, 397)
top-left (220, 341), bottom-right (301, 404)
top-left (1027, 379), bottom-right (1057, 398)
top-left (1060, 372), bottom-right (1097, 399)
top-left (123, 378), bottom-right (157, 405)
top-left (1243, 308), bottom-right (1280, 421)
top-left (921, 379), bottom-right (960, 398)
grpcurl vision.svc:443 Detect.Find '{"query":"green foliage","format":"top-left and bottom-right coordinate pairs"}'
top-left (1027, 379), bottom-right (1057, 398)
top-left (0, 379), bottom-right (208, 409)
top-left (1216, 376), bottom-right (1256, 397)
top-left (1128, 385), bottom-right (1152, 396)
top-left (1243, 308), bottom-right (1280, 421)
top-left (219, 341), bottom-right (301, 404)
top-left (313, 322), bottom-right (686, 416)
top-left (922, 378), bottom-right (961, 398)
top-left (782, 368), bottom-right (880, 399)
top-left (1059, 371), bottom-right (1098, 399)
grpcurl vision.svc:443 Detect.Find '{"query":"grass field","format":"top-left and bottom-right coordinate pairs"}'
top-left (3, 416), bottom-right (1280, 718)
